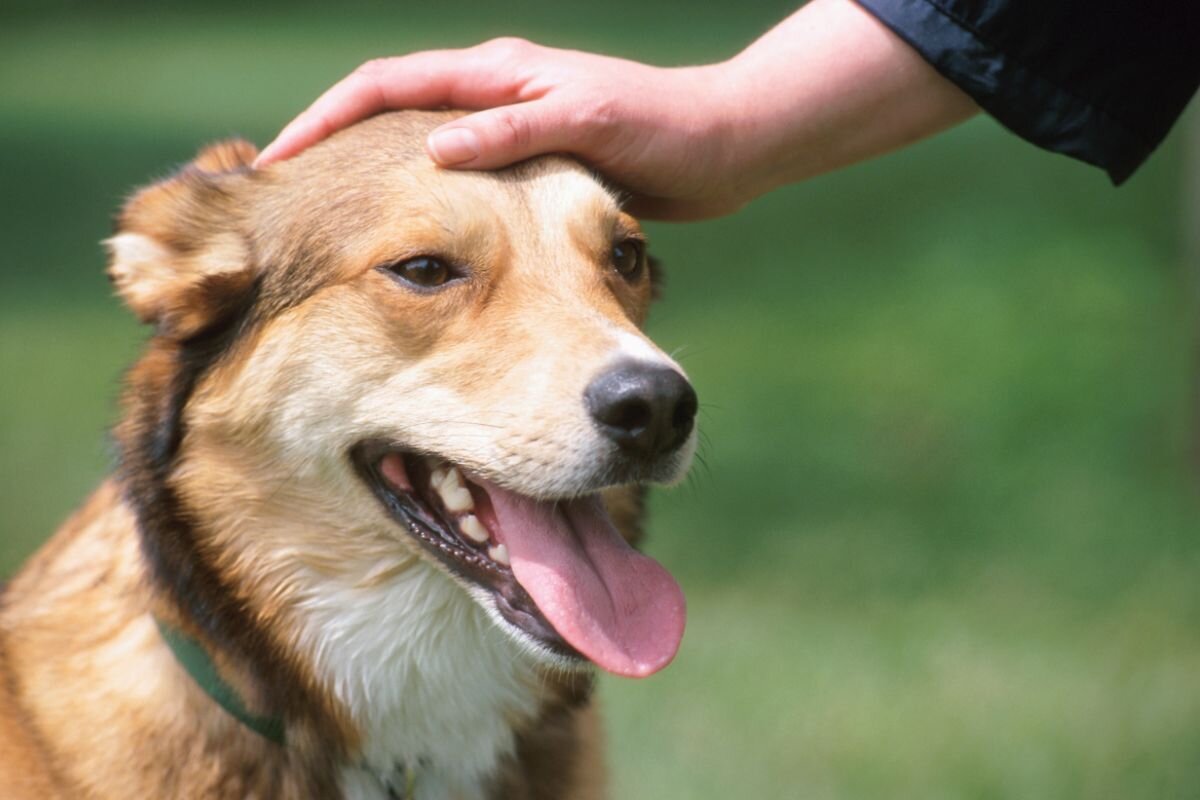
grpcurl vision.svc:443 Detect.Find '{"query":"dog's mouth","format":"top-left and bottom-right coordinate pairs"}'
top-left (351, 442), bottom-right (686, 678)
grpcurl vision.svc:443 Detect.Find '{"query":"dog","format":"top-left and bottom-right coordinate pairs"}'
top-left (0, 111), bottom-right (697, 799)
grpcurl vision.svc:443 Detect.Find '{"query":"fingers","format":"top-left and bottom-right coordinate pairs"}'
top-left (426, 100), bottom-right (590, 169)
top-left (256, 42), bottom-right (538, 166)
top-left (254, 64), bottom-right (390, 165)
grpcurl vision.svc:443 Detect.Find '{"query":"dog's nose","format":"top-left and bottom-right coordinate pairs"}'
top-left (585, 361), bottom-right (698, 458)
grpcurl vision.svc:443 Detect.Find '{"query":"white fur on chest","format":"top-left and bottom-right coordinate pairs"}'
top-left (295, 559), bottom-right (541, 800)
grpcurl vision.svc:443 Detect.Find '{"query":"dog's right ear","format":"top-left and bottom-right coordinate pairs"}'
top-left (106, 140), bottom-right (259, 340)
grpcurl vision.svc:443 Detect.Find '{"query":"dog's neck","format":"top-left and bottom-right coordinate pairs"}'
top-left (291, 554), bottom-right (545, 798)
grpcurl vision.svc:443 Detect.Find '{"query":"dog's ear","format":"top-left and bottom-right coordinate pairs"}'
top-left (106, 140), bottom-right (259, 340)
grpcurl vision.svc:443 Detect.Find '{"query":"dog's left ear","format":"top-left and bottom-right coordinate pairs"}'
top-left (106, 140), bottom-right (259, 340)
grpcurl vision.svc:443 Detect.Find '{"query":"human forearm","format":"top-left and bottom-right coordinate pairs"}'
top-left (715, 0), bottom-right (978, 199)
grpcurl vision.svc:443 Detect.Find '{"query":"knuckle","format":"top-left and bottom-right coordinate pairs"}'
top-left (490, 108), bottom-right (533, 150)
top-left (569, 95), bottom-right (622, 140)
top-left (353, 57), bottom-right (392, 78)
top-left (583, 95), bottom-right (621, 128)
top-left (482, 36), bottom-right (535, 62)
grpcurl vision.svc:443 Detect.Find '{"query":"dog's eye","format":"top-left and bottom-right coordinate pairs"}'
top-left (611, 239), bottom-right (644, 280)
top-left (380, 256), bottom-right (452, 290)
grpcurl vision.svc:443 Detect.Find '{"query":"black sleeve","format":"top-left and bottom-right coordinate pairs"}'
top-left (853, 0), bottom-right (1200, 184)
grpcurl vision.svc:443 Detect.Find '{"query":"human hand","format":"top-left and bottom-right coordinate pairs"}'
top-left (256, 40), bottom-right (749, 220)
top-left (256, 1), bottom-right (976, 221)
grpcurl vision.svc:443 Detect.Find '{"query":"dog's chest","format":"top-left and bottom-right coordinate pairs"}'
top-left (296, 565), bottom-right (540, 800)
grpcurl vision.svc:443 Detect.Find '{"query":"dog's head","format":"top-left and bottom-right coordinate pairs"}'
top-left (108, 112), bottom-right (694, 679)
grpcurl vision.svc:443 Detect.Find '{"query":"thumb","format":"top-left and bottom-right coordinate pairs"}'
top-left (426, 101), bottom-right (578, 169)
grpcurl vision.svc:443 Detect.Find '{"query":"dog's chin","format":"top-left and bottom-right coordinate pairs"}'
top-left (348, 440), bottom-right (689, 679)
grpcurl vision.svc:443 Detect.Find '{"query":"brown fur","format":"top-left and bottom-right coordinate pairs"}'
top-left (0, 111), bottom-right (675, 798)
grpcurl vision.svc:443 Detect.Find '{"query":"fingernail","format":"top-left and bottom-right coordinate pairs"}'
top-left (428, 127), bottom-right (480, 165)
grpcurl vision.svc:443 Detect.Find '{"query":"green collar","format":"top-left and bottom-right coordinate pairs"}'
top-left (155, 617), bottom-right (419, 797)
top-left (154, 617), bottom-right (286, 746)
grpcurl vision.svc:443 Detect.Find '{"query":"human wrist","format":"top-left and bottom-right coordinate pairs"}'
top-left (702, 54), bottom-right (793, 206)
top-left (623, 59), bottom-right (768, 216)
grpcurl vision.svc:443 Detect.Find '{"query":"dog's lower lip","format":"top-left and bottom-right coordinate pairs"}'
top-left (349, 441), bottom-right (582, 661)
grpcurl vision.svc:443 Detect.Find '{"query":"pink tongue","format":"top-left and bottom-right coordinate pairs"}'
top-left (479, 482), bottom-right (685, 678)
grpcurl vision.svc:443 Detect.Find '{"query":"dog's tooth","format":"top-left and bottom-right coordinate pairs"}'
top-left (442, 466), bottom-right (464, 491)
top-left (488, 544), bottom-right (510, 566)
top-left (434, 465), bottom-right (473, 511)
top-left (441, 486), bottom-right (474, 514)
top-left (429, 466), bottom-right (448, 490)
top-left (459, 514), bottom-right (489, 544)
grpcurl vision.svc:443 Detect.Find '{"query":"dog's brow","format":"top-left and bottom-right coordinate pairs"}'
top-left (559, 195), bottom-right (624, 251)
top-left (612, 213), bottom-right (644, 242)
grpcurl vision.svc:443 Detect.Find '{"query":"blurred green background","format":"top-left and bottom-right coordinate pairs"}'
top-left (2, 2), bottom-right (1198, 797)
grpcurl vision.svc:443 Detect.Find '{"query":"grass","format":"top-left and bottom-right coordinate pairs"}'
top-left (2, 3), bottom-right (1198, 797)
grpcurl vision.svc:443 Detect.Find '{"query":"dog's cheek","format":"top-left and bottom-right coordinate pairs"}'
top-left (193, 290), bottom-right (439, 461)
top-left (626, 289), bottom-right (653, 328)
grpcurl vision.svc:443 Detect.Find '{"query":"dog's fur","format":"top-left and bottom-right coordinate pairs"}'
top-left (0, 111), bottom-right (691, 799)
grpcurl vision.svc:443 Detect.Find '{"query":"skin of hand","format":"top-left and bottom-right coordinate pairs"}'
top-left (256, 0), bottom-right (978, 220)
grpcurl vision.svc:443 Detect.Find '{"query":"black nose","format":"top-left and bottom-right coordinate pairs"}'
top-left (584, 361), bottom-right (698, 459)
